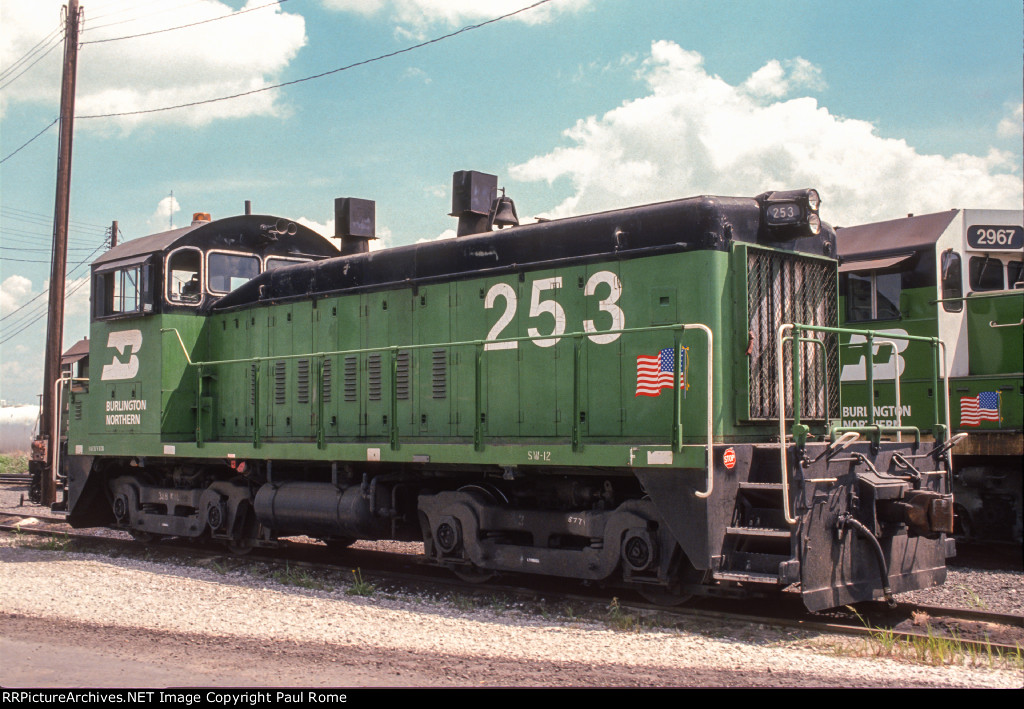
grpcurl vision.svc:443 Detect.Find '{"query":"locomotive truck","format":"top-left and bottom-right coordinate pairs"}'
top-left (56, 171), bottom-right (957, 610)
top-left (837, 209), bottom-right (1023, 544)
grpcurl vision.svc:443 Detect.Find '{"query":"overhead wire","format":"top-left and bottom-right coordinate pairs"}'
top-left (82, 0), bottom-right (289, 44)
top-left (0, 23), bottom-right (64, 83)
top-left (3, 1), bottom-right (555, 165)
top-left (76, 0), bottom-right (555, 120)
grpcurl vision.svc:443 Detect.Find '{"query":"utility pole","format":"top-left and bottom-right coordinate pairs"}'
top-left (36, 0), bottom-right (82, 507)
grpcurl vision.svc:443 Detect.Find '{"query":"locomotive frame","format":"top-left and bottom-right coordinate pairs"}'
top-left (56, 173), bottom-right (957, 611)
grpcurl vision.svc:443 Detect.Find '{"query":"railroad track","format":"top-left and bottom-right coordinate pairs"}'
top-left (0, 474), bottom-right (33, 484)
top-left (3, 512), bottom-right (1021, 655)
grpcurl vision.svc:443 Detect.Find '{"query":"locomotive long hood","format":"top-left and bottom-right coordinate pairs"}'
top-left (212, 194), bottom-right (836, 311)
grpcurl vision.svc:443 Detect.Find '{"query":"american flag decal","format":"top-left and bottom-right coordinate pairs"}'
top-left (959, 391), bottom-right (1000, 426)
top-left (636, 347), bottom-right (687, 397)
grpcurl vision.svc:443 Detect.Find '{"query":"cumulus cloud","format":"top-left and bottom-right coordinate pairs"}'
top-left (509, 41), bottom-right (1023, 226)
top-left (0, 0), bottom-right (306, 129)
top-left (997, 103), bottom-right (1023, 139)
top-left (295, 217), bottom-right (392, 252)
top-left (147, 194), bottom-right (182, 232)
top-left (322, 0), bottom-right (592, 39)
top-left (0, 275), bottom-right (34, 316)
top-left (0, 275), bottom-right (90, 405)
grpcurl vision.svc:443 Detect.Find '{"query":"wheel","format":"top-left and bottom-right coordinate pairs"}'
top-left (129, 530), bottom-right (156, 544)
top-left (226, 537), bottom-right (255, 555)
top-left (638, 586), bottom-right (692, 606)
top-left (451, 563), bottom-right (496, 584)
top-left (635, 545), bottom-right (706, 607)
top-left (225, 502), bottom-right (258, 555)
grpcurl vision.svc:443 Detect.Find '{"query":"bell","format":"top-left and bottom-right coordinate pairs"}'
top-left (491, 196), bottom-right (519, 228)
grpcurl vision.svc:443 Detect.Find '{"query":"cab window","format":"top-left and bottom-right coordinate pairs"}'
top-left (1008, 261), bottom-right (1023, 289)
top-left (167, 247), bottom-right (203, 304)
top-left (208, 252), bottom-right (260, 294)
top-left (94, 263), bottom-right (150, 318)
top-left (845, 271), bottom-right (901, 321)
top-left (940, 249), bottom-right (963, 313)
top-left (969, 256), bottom-right (1004, 292)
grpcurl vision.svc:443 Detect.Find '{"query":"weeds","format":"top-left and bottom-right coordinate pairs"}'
top-left (270, 562), bottom-right (327, 590)
top-left (955, 584), bottom-right (987, 610)
top-left (345, 568), bottom-right (375, 597)
top-left (843, 605), bottom-right (1023, 669)
top-left (606, 597), bottom-right (643, 632)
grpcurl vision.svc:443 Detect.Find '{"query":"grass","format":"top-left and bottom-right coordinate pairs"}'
top-left (269, 562), bottom-right (328, 590)
top-left (954, 584), bottom-right (988, 610)
top-left (841, 606), bottom-right (1023, 670)
top-left (345, 567), bottom-right (375, 597)
top-left (606, 597), bottom-right (644, 632)
top-left (0, 452), bottom-right (29, 476)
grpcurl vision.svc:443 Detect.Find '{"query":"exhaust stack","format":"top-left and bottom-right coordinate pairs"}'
top-left (335, 197), bottom-right (376, 255)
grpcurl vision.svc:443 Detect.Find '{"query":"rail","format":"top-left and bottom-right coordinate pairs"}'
top-left (163, 322), bottom-right (715, 494)
top-left (776, 324), bottom-right (948, 525)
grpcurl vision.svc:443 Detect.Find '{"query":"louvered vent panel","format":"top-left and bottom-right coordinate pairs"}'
top-left (274, 360), bottom-right (287, 405)
top-left (322, 359), bottom-right (332, 404)
top-left (344, 355), bottom-right (358, 402)
top-left (297, 358), bottom-right (310, 404)
top-left (396, 350), bottom-right (411, 401)
top-left (431, 348), bottom-right (447, 399)
top-left (368, 354), bottom-right (382, 401)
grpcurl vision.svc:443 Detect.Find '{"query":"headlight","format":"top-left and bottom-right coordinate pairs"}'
top-left (807, 189), bottom-right (820, 212)
top-left (807, 213), bottom-right (821, 234)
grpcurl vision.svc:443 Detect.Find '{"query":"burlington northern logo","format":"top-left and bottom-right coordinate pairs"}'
top-left (100, 329), bottom-right (142, 381)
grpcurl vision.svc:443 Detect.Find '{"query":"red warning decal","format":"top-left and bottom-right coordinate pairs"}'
top-left (723, 447), bottom-right (736, 469)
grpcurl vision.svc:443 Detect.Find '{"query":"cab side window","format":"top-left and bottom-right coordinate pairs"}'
top-left (845, 271), bottom-right (902, 321)
top-left (167, 247), bottom-right (203, 305)
top-left (969, 256), bottom-right (1004, 292)
top-left (94, 263), bottom-right (151, 318)
top-left (940, 249), bottom-right (963, 312)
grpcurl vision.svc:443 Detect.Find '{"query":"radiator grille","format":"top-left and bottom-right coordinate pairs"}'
top-left (747, 249), bottom-right (838, 420)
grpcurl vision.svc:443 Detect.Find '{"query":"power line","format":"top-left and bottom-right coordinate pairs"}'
top-left (0, 238), bottom-right (107, 331)
top-left (0, 118), bottom-right (59, 165)
top-left (82, 0), bottom-right (289, 44)
top-left (0, 23), bottom-right (63, 82)
top-left (77, 0), bottom-right (555, 120)
top-left (1, 2), bottom-right (554, 164)
top-left (0, 32), bottom-right (65, 90)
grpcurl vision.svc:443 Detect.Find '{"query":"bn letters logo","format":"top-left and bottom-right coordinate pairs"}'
top-left (101, 330), bottom-right (142, 381)
top-left (839, 328), bottom-right (908, 382)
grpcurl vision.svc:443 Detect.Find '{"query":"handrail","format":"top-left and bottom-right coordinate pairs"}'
top-left (53, 375), bottom-right (90, 497)
top-left (990, 318), bottom-right (1024, 328)
top-left (160, 328), bottom-right (193, 364)
top-left (173, 321), bottom-right (715, 485)
top-left (777, 323), bottom-right (947, 525)
top-left (842, 339), bottom-right (903, 441)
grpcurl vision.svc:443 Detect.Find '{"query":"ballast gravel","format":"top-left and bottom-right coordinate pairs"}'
top-left (1, 488), bottom-right (1021, 687)
top-left (1, 540), bottom-right (1021, 688)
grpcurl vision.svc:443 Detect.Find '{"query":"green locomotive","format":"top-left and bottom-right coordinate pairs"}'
top-left (59, 172), bottom-right (956, 610)
top-left (837, 209), bottom-right (1023, 544)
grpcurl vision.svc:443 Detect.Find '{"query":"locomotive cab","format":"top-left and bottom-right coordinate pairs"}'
top-left (63, 213), bottom-right (339, 525)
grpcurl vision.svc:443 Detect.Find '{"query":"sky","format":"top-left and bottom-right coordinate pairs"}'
top-left (1, 0), bottom-right (1021, 405)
